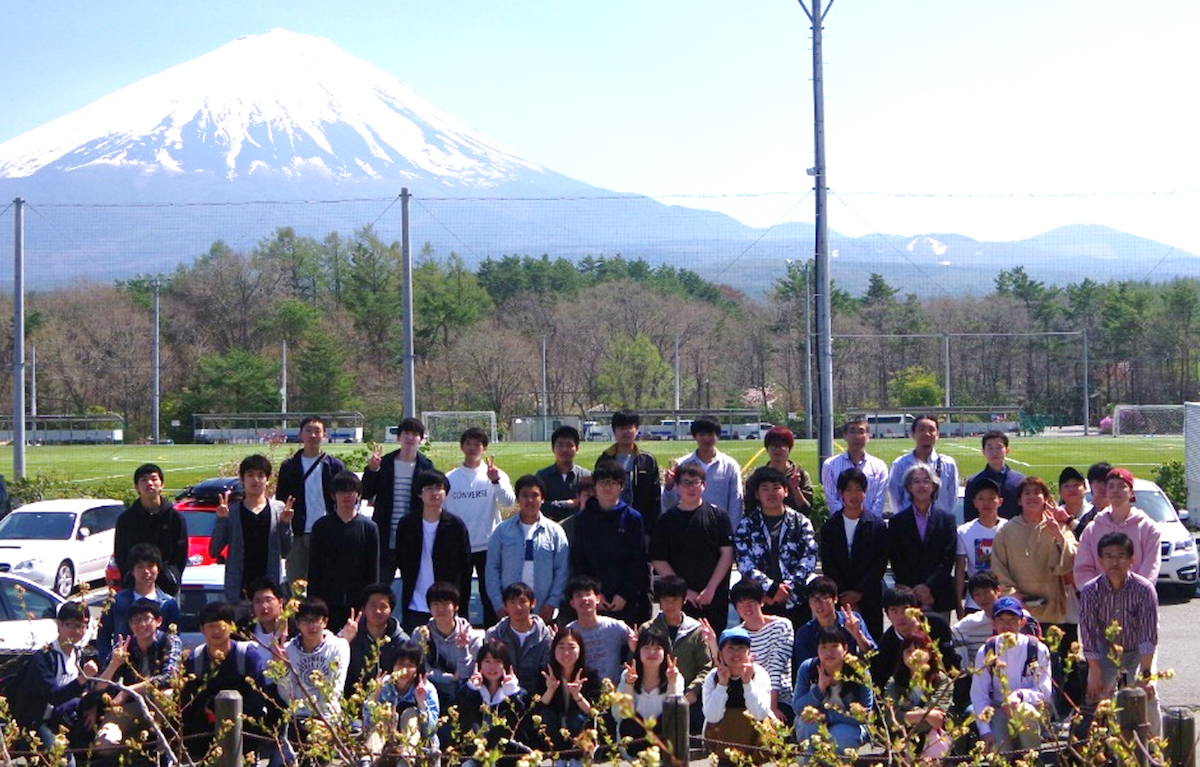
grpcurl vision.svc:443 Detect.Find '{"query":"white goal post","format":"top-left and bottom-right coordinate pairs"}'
top-left (421, 411), bottom-right (498, 444)
top-left (1111, 404), bottom-right (1185, 437)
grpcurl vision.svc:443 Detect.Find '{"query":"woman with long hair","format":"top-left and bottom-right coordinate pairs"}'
top-left (613, 627), bottom-right (683, 746)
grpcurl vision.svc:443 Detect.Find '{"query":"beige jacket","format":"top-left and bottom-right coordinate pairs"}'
top-left (991, 513), bottom-right (1077, 624)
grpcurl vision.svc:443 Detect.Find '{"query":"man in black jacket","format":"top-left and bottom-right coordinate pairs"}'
top-left (308, 471), bottom-right (380, 632)
top-left (395, 469), bottom-right (472, 632)
top-left (114, 463), bottom-right (187, 595)
top-left (595, 410), bottom-right (662, 533)
top-left (363, 416), bottom-right (434, 583)
top-left (276, 416), bottom-right (346, 586)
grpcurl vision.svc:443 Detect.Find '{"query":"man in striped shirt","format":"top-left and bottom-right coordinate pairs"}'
top-left (1079, 531), bottom-right (1160, 735)
top-left (820, 417), bottom-right (889, 518)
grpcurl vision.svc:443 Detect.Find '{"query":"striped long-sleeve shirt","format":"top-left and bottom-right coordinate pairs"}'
top-left (1079, 571), bottom-right (1159, 661)
top-left (739, 616), bottom-right (795, 702)
top-left (821, 451), bottom-right (889, 517)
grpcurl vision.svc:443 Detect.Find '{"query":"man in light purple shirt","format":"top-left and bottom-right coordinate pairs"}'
top-left (821, 417), bottom-right (888, 517)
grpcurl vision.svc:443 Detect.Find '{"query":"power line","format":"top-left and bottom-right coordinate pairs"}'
top-left (829, 191), bottom-right (952, 297)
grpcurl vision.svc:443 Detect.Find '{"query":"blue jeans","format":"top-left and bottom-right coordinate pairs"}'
top-left (795, 720), bottom-right (868, 762)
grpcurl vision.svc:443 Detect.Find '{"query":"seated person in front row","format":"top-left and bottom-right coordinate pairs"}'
top-left (364, 639), bottom-right (440, 762)
top-left (566, 575), bottom-right (636, 687)
top-left (969, 596), bottom-right (1052, 754)
top-left (9, 601), bottom-right (124, 762)
top-left (702, 627), bottom-right (776, 767)
top-left (793, 576), bottom-right (876, 671)
top-left (792, 626), bottom-right (873, 760)
top-left (613, 627), bottom-right (684, 749)
top-left (92, 598), bottom-right (183, 752)
top-left (180, 602), bottom-right (285, 762)
top-left (454, 639), bottom-right (531, 759)
top-left (871, 586), bottom-right (960, 692)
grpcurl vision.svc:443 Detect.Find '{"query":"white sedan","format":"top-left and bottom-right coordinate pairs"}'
top-left (0, 499), bottom-right (124, 596)
top-left (0, 572), bottom-right (97, 656)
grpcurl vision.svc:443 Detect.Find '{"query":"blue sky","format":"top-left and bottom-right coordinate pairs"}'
top-left (3, 1), bottom-right (1199, 253)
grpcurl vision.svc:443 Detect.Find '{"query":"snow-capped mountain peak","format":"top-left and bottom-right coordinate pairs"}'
top-left (0, 28), bottom-right (545, 186)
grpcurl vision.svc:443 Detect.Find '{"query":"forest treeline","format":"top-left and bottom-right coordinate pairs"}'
top-left (4, 225), bottom-right (1198, 441)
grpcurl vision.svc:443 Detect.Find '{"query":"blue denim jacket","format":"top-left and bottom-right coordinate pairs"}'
top-left (485, 514), bottom-right (570, 609)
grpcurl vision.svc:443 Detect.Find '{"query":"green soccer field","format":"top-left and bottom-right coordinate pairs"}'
top-left (0, 433), bottom-right (1182, 500)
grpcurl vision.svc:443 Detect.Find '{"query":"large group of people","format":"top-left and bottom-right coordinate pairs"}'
top-left (20, 412), bottom-right (1166, 765)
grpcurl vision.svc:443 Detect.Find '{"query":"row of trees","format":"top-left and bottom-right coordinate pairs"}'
top-left (2, 225), bottom-right (1197, 441)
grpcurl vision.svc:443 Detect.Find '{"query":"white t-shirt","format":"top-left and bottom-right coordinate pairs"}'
top-left (409, 519), bottom-right (440, 612)
top-left (521, 521), bottom-right (537, 589)
top-left (301, 455), bottom-right (327, 534)
top-left (842, 515), bottom-right (861, 549)
top-left (957, 518), bottom-right (1006, 610)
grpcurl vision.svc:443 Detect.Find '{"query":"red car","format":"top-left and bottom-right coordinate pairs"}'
top-left (105, 477), bottom-right (244, 589)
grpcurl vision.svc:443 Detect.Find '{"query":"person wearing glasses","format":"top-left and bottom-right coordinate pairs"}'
top-left (650, 462), bottom-right (735, 632)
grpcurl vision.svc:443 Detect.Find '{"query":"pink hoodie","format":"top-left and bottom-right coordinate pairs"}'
top-left (1073, 507), bottom-right (1161, 586)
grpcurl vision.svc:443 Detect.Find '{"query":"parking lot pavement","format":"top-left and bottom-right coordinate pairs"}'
top-left (1154, 583), bottom-right (1200, 710)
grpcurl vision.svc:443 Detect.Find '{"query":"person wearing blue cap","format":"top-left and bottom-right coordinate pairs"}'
top-left (702, 627), bottom-right (775, 766)
top-left (970, 596), bottom-right (1052, 753)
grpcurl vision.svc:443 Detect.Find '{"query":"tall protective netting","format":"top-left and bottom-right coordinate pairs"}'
top-left (1186, 402), bottom-right (1200, 519)
top-left (1112, 405), bottom-right (1185, 437)
top-left (421, 411), bottom-right (497, 445)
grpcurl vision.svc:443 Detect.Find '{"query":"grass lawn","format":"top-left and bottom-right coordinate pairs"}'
top-left (0, 433), bottom-right (1183, 498)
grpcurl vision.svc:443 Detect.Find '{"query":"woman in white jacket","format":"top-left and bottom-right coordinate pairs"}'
top-left (702, 627), bottom-right (776, 766)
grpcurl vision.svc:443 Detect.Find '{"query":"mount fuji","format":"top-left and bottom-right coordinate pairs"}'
top-left (0, 28), bottom-right (597, 199)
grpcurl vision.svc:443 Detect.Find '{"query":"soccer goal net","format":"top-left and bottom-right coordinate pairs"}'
top-left (1112, 404), bottom-right (1185, 437)
top-left (421, 411), bottom-right (498, 444)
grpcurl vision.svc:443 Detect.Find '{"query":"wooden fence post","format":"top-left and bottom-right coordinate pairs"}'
top-left (1116, 686), bottom-right (1149, 767)
top-left (660, 694), bottom-right (691, 766)
top-left (1164, 707), bottom-right (1196, 767)
top-left (214, 689), bottom-right (243, 767)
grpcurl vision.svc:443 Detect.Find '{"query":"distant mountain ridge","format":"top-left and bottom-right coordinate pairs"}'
top-left (0, 30), bottom-right (1194, 295)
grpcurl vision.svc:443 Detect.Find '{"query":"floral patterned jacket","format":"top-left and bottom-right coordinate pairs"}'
top-left (733, 508), bottom-right (818, 609)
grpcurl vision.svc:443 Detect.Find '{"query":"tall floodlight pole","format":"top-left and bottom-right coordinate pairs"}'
top-left (138, 273), bottom-right (167, 444)
top-left (29, 345), bottom-right (37, 443)
top-left (400, 188), bottom-right (416, 418)
top-left (798, 0), bottom-right (835, 464)
top-left (804, 261), bottom-right (813, 440)
top-left (12, 198), bottom-right (25, 478)
top-left (280, 339), bottom-right (288, 432)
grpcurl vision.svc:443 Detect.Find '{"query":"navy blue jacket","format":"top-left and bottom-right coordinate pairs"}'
top-left (570, 498), bottom-right (649, 623)
top-left (887, 506), bottom-right (959, 614)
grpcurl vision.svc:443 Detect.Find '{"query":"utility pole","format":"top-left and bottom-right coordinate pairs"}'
top-left (29, 345), bottom-right (36, 444)
top-left (798, 0), bottom-right (835, 464)
top-left (12, 198), bottom-right (25, 478)
top-left (400, 188), bottom-right (416, 419)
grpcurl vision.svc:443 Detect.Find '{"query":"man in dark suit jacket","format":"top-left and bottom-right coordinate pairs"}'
top-left (363, 417), bottom-right (435, 583)
top-left (395, 469), bottom-right (473, 632)
top-left (887, 462), bottom-right (958, 619)
top-left (818, 467), bottom-right (889, 641)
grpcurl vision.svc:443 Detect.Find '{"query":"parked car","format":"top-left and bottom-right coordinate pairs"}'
top-left (175, 563), bottom-right (227, 653)
top-left (1087, 479), bottom-right (1197, 599)
top-left (0, 572), bottom-right (98, 661)
top-left (175, 477), bottom-right (244, 567)
top-left (0, 499), bottom-right (124, 596)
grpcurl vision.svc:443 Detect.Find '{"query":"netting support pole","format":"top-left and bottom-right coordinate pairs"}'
top-left (12, 198), bottom-right (25, 479)
top-left (400, 187), bottom-right (416, 419)
top-left (1082, 328), bottom-right (1090, 436)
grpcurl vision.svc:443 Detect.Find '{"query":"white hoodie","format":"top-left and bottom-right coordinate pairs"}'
top-left (284, 629), bottom-right (351, 718)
